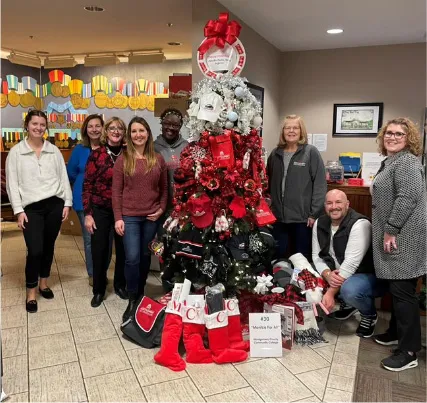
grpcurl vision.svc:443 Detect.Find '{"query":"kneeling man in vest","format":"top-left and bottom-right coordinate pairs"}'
top-left (312, 189), bottom-right (383, 338)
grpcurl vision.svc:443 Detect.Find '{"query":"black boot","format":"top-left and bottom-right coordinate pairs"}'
top-left (122, 293), bottom-right (138, 323)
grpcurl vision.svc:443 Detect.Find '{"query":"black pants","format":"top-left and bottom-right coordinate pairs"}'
top-left (272, 221), bottom-right (312, 260)
top-left (91, 206), bottom-right (126, 295)
top-left (22, 196), bottom-right (64, 289)
top-left (386, 277), bottom-right (421, 352)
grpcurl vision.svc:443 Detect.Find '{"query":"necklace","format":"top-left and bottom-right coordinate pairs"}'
top-left (106, 146), bottom-right (122, 163)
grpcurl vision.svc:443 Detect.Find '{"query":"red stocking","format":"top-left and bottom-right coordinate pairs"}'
top-left (154, 302), bottom-right (186, 372)
top-left (182, 306), bottom-right (213, 364)
top-left (225, 299), bottom-right (250, 351)
top-left (205, 310), bottom-right (248, 364)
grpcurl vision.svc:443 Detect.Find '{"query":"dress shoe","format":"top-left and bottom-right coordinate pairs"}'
top-left (122, 294), bottom-right (138, 322)
top-left (115, 287), bottom-right (129, 300)
top-left (91, 294), bottom-right (104, 308)
top-left (26, 300), bottom-right (38, 313)
top-left (39, 287), bottom-right (54, 299)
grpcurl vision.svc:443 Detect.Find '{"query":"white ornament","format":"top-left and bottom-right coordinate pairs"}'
top-left (243, 149), bottom-right (251, 170)
top-left (252, 115), bottom-right (263, 127)
top-left (234, 86), bottom-right (245, 98)
top-left (214, 210), bottom-right (229, 232)
top-left (254, 274), bottom-right (273, 294)
top-left (227, 111), bottom-right (238, 122)
top-left (225, 121), bottom-right (234, 129)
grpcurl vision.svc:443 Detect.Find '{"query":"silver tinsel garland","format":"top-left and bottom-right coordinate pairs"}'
top-left (185, 74), bottom-right (263, 142)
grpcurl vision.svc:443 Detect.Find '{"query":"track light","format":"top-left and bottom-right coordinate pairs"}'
top-left (84, 55), bottom-right (120, 66)
top-left (7, 52), bottom-right (41, 68)
top-left (128, 51), bottom-right (165, 64)
top-left (44, 57), bottom-right (78, 69)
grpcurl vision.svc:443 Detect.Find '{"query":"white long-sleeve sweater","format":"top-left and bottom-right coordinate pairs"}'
top-left (6, 139), bottom-right (72, 215)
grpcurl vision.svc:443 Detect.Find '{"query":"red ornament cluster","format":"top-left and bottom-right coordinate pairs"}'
top-left (171, 128), bottom-right (274, 236)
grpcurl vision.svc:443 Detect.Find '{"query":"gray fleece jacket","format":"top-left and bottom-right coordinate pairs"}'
top-left (267, 144), bottom-right (327, 223)
top-left (154, 134), bottom-right (189, 210)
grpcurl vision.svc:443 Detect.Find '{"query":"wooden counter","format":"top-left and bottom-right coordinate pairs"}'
top-left (327, 183), bottom-right (372, 218)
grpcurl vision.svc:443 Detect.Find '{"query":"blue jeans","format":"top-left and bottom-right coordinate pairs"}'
top-left (340, 273), bottom-right (388, 316)
top-left (272, 222), bottom-right (312, 260)
top-left (77, 210), bottom-right (93, 277)
top-left (123, 216), bottom-right (159, 295)
top-left (77, 210), bottom-right (113, 278)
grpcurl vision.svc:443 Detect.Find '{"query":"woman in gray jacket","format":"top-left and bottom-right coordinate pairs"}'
top-left (372, 117), bottom-right (426, 372)
top-left (267, 114), bottom-right (326, 259)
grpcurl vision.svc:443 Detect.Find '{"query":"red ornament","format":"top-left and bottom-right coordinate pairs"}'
top-left (230, 195), bottom-right (246, 218)
top-left (209, 133), bottom-right (235, 168)
top-left (244, 179), bottom-right (256, 192)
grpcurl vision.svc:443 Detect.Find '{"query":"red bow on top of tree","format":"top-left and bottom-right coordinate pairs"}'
top-left (198, 12), bottom-right (242, 54)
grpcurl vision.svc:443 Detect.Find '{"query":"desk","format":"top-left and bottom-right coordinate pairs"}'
top-left (327, 183), bottom-right (372, 218)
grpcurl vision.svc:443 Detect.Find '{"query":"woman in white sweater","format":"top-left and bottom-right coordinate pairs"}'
top-left (6, 110), bottom-right (72, 313)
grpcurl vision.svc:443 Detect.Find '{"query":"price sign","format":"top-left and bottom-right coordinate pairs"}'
top-left (249, 312), bottom-right (282, 357)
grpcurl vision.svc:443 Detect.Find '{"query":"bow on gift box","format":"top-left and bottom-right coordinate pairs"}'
top-left (198, 12), bottom-right (242, 54)
top-left (254, 274), bottom-right (273, 294)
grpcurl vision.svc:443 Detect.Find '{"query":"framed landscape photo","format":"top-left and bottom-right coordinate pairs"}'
top-left (246, 82), bottom-right (264, 137)
top-left (332, 102), bottom-right (384, 137)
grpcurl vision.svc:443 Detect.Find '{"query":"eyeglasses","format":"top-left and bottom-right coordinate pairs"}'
top-left (108, 127), bottom-right (124, 133)
top-left (284, 126), bottom-right (300, 132)
top-left (384, 131), bottom-right (406, 139)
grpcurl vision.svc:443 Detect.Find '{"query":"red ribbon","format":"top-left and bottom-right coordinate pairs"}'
top-left (198, 12), bottom-right (241, 54)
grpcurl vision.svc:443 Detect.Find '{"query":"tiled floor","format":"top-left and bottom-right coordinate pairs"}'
top-left (0, 222), bottom-right (424, 402)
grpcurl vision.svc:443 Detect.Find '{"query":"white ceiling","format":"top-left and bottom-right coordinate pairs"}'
top-left (1, 0), bottom-right (192, 59)
top-left (218, 0), bottom-right (427, 51)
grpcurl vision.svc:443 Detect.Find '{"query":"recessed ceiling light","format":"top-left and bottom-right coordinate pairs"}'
top-left (167, 42), bottom-right (182, 46)
top-left (327, 28), bottom-right (343, 34)
top-left (84, 5), bottom-right (105, 12)
top-left (167, 22), bottom-right (173, 27)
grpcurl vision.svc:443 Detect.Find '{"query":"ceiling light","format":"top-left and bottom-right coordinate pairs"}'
top-left (327, 28), bottom-right (343, 34)
top-left (84, 5), bottom-right (105, 12)
top-left (167, 42), bottom-right (182, 46)
top-left (128, 51), bottom-right (165, 64)
top-left (7, 52), bottom-right (41, 68)
top-left (167, 22), bottom-right (173, 27)
top-left (84, 55), bottom-right (119, 66)
top-left (44, 57), bottom-right (78, 69)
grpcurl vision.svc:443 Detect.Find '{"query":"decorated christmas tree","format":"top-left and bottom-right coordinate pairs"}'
top-left (159, 13), bottom-right (276, 296)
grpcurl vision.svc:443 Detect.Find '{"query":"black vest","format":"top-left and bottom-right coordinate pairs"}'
top-left (316, 208), bottom-right (373, 274)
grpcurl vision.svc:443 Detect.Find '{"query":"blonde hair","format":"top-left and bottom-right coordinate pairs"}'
top-left (101, 117), bottom-right (126, 145)
top-left (277, 114), bottom-right (308, 148)
top-left (123, 116), bottom-right (158, 176)
top-left (377, 117), bottom-right (422, 157)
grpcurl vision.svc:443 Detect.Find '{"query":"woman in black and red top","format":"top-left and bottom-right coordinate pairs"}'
top-left (82, 117), bottom-right (128, 307)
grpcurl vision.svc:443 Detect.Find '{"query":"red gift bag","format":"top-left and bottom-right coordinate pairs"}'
top-left (209, 133), bottom-right (235, 168)
top-left (255, 199), bottom-right (276, 226)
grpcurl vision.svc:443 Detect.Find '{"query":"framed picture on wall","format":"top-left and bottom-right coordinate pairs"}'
top-left (246, 82), bottom-right (264, 137)
top-left (332, 102), bottom-right (384, 137)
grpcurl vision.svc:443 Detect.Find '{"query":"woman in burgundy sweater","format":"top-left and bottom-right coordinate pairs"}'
top-left (82, 117), bottom-right (128, 308)
top-left (112, 116), bottom-right (168, 321)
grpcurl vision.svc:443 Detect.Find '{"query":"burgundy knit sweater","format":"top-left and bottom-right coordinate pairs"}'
top-left (112, 153), bottom-right (168, 222)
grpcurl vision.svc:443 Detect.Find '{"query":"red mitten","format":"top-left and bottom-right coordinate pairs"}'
top-left (225, 299), bottom-right (250, 351)
top-left (182, 305), bottom-right (213, 364)
top-left (205, 310), bottom-right (248, 364)
top-left (154, 302), bottom-right (186, 372)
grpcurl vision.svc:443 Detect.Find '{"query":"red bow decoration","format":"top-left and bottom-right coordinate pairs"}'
top-left (198, 12), bottom-right (242, 54)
